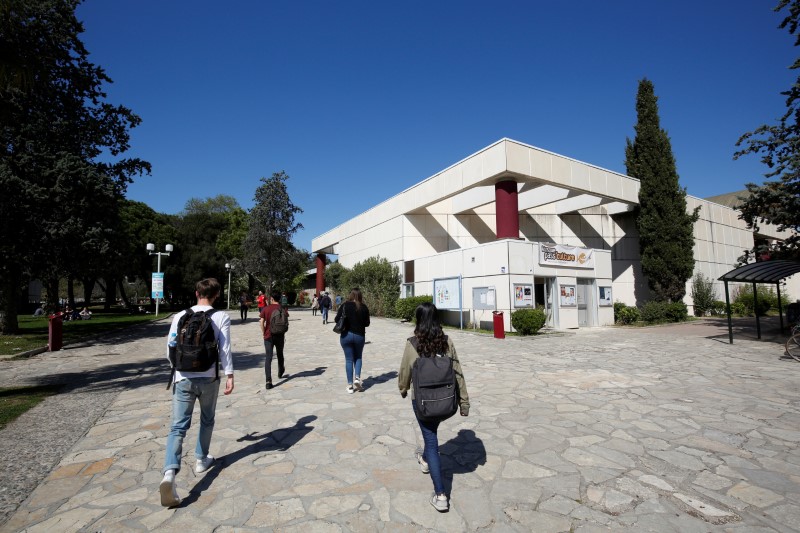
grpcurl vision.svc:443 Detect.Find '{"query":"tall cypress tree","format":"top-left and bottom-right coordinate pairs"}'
top-left (625, 79), bottom-right (700, 302)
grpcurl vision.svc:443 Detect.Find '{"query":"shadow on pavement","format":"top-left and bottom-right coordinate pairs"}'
top-left (440, 429), bottom-right (486, 496)
top-left (181, 415), bottom-right (317, 506)
top-left (362, 371), bottom-right (398, 391)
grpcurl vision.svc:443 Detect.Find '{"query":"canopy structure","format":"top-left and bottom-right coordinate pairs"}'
top-left (718, 260), bottom-right (800, 344)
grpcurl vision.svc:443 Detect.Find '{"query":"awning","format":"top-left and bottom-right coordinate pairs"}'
top-left (718, 260), bottom-right (800, 344)
top-left (719, 260), bottom-right (800, 283)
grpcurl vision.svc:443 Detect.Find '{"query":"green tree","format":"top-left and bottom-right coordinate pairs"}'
top-left (346, 257), bottom-right (400, 317)
top-left (0, 0), bottom-right (149, 333)
top-left (734, 0), bottom-right (800, 261)
top-left (243, 171), bottom-right (305, 291)
top-left (324, 261), bottom-right (349, 295)
top-left (625, 79), bottom-right (700, 302)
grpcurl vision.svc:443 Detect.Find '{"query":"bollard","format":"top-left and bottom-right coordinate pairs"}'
top-left (492, 311), bottom-right (505, 339)
top-left (48, 312), bottom-right (64, 351)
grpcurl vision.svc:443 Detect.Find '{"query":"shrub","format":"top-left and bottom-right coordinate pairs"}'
top-left (733, 285), bottom-right (775, 316)
top-left (394, 295), bottom-right (433, 322)
top-left (641, 301), bottom-right (668, 323)
top-left (691, 273), bottom-right (717, 316)
top-left (711, 300), bottom-right (727, 315)
top-left (665, 302), bottom-right (689, 322)
top-left (613, 301), bottom-right (627, 323)
top-left (345, 257), bottom-right (401, 317)
top-left (511, 308), bottom-right (546, 335)
top-left (616, 305), bottom-right (640, 325)
top-left (730, 301), bottom-right (747, 316)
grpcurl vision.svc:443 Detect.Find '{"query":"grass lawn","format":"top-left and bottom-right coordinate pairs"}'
top-left (0, 309), bottom-right (172, 357)
top-left (0, 384), bottom-right (62, 429)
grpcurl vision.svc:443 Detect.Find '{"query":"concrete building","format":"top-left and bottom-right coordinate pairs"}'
top-left (311, 138), bottom-right (798, 331)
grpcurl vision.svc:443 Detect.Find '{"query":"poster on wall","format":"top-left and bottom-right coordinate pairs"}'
top-left (433, 277), bottom-right (461, 310)
top-left (472, 287), bottom-right (496, 310)
top-left (539, 244), bottom-right (595, 268)
top-left (560, 284), bottom-right (576, 307)
top-left (598, 286), bottom-right (612, 306)
top-left (513, 284), bottom-right (534, 308)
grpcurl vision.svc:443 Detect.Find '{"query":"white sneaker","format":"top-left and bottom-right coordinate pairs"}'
top-left (416, 450), bottom-right (429, 474)
top-left (159, 470), bottom-right (181, 507)
top-left (353, 377), bottom-right (363, 392)
top-left (430, 492), bottom-right (449, 512)
top-left (195, 455), bottom-right (215, 474)
top-left (346, 385), bottom-right (354, 394)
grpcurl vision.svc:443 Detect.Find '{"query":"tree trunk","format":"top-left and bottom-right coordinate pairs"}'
top-left (67, 275), bottom-right (75, 308)
top-left (117, 278), bottom-right (130, 308)
top-left (104, 276), bottom-right (117, 311)
top-left (0, 272), bottom-right (21, 334)
top-left (46, 276), bottom-right (60, 310)
top-left (82, 277), bottom-right (95, 307)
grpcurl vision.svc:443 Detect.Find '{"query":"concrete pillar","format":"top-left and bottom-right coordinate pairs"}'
top-left (495, 180), bottom-right (519, 239)
top-left (315, 253), bottom-right (326, 295)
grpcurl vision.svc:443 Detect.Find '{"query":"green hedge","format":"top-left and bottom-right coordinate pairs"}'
top-left (394, 295), bottom-right (433, 322)
top-left (616, 305), bottom-right (640, 325)
top-left (510, 308), bottom-right (546, 335)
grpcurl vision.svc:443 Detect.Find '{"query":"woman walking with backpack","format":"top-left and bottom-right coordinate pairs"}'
top-left (397, 302), bottom-right (469, 512)
top-left (333, 288), bottom-right (370, 393)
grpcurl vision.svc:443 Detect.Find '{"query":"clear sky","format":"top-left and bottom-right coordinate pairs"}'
top-left (76, 0), bottom-right (796, 251)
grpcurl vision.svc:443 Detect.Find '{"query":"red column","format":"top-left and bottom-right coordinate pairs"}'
top-left (495, 180), bottom-right (519, 239)
top-left (315, 253), bottom-right (326, 295)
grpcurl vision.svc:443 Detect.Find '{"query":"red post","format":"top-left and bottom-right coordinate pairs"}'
top-left (492, 311), bottom-right (505, 339)
top-left (48, 312), bottom-right (64, 351)
top-left (315, 253), bottom-right (326, 296)
top-left (495, 180), bottom-right (519, 239)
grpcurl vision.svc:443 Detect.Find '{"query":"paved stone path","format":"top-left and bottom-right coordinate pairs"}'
top-left (1, 309), bottom-right (799, 532)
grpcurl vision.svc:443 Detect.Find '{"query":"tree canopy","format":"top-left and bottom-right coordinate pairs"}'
top-left (625, 78), bottom-right (699, 302)
top-left (0, 0), bottom-right (149, 333)
top-left (243, 171), bottom-right (305, 291)
top-left (734, 0), bottom-right (800, 261)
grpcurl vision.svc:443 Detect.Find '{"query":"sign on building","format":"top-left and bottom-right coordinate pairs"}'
top-left (539, 244), bottom-right (595, 268)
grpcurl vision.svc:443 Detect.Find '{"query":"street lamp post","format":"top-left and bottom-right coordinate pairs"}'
top-left (147, 243), bottom-right (173, 316)
top-left (225, 263), bottom-right (233, 309)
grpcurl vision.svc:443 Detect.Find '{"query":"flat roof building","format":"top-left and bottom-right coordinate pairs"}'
top-left (312, 139), bottom-right (798, 331)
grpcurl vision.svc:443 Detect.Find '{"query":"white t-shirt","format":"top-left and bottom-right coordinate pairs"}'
top-left (167, 305), bottom-right (233, 382)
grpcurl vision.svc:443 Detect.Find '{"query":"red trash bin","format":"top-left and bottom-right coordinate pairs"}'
top-left (48, 312), bottom-right (64, 352)
top-left (492, 311), bottom-right (505, 339)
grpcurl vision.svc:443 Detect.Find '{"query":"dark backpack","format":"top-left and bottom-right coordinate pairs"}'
top-left (410, 337), bottom-right (459, 422)
top-left (167, 309), bottom-right (219, 388)
top-left (269, 306), bottom-right (289, 335)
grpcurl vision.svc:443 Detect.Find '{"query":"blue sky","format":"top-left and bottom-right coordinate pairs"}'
top-left (77, 0), bottom-right (796, 251)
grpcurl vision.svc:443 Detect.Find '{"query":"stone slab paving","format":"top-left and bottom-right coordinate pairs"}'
top-left (1, 310), bottom-right (800, 532)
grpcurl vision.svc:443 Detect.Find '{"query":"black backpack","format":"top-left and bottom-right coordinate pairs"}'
top-left (410, 336), bottom-right (459, 422)
top-left (269, 306), bottom-right (289, 335)
top-left (167, 309), bottom-right (219, 388)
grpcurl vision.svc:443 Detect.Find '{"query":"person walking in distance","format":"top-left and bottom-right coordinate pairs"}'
top-left (239, 291), bottom-right (249, 322)
top-left (260, 290), bottom-right (289, 389)
top-left (160, 278), bottom-right (234, 508)
top-left (333, 288), bottom-right (370, 393)
top-left (311, 294), bottom-right (319, 316)
top-left (397, 302), bottom-right (469, 512)
top-left (256, 290), bottom-right (266, 315)
top-left (320, 292), bottom-right (332, 324)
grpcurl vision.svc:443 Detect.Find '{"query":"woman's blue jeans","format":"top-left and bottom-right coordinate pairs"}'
top-left (340, 331), bottom-right (365, 384)
top-left (163, 377), bottom-right (220, 474)
top-left (412, 400), bottom-right (444, 494)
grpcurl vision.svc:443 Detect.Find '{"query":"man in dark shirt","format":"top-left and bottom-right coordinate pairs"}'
top-left (260, 291), bottom-right (288, 389)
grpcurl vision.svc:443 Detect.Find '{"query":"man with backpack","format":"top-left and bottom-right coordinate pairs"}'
top-left (260, 290), bottom-right (289, 389)
top-left (320, 292), bottom-right (332, 324)
top-left (160, 278), bottom-right (233, 508)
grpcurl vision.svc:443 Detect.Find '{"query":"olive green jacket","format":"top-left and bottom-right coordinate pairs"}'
top-left (398, 336), bottom-right (470, 416)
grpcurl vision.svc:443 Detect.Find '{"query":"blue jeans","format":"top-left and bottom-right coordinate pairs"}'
top-left (340, 331), bottom-right (365, 384)
top-left (321, 307), bottom-right (329, 322)
top-left (163, 377), bottom-right (220, 474)
top-left (413, 400), bottom-right (444, 494)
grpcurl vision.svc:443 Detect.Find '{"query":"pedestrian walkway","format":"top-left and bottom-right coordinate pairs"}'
top-left (1, 309), bottom-right (799, 532)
